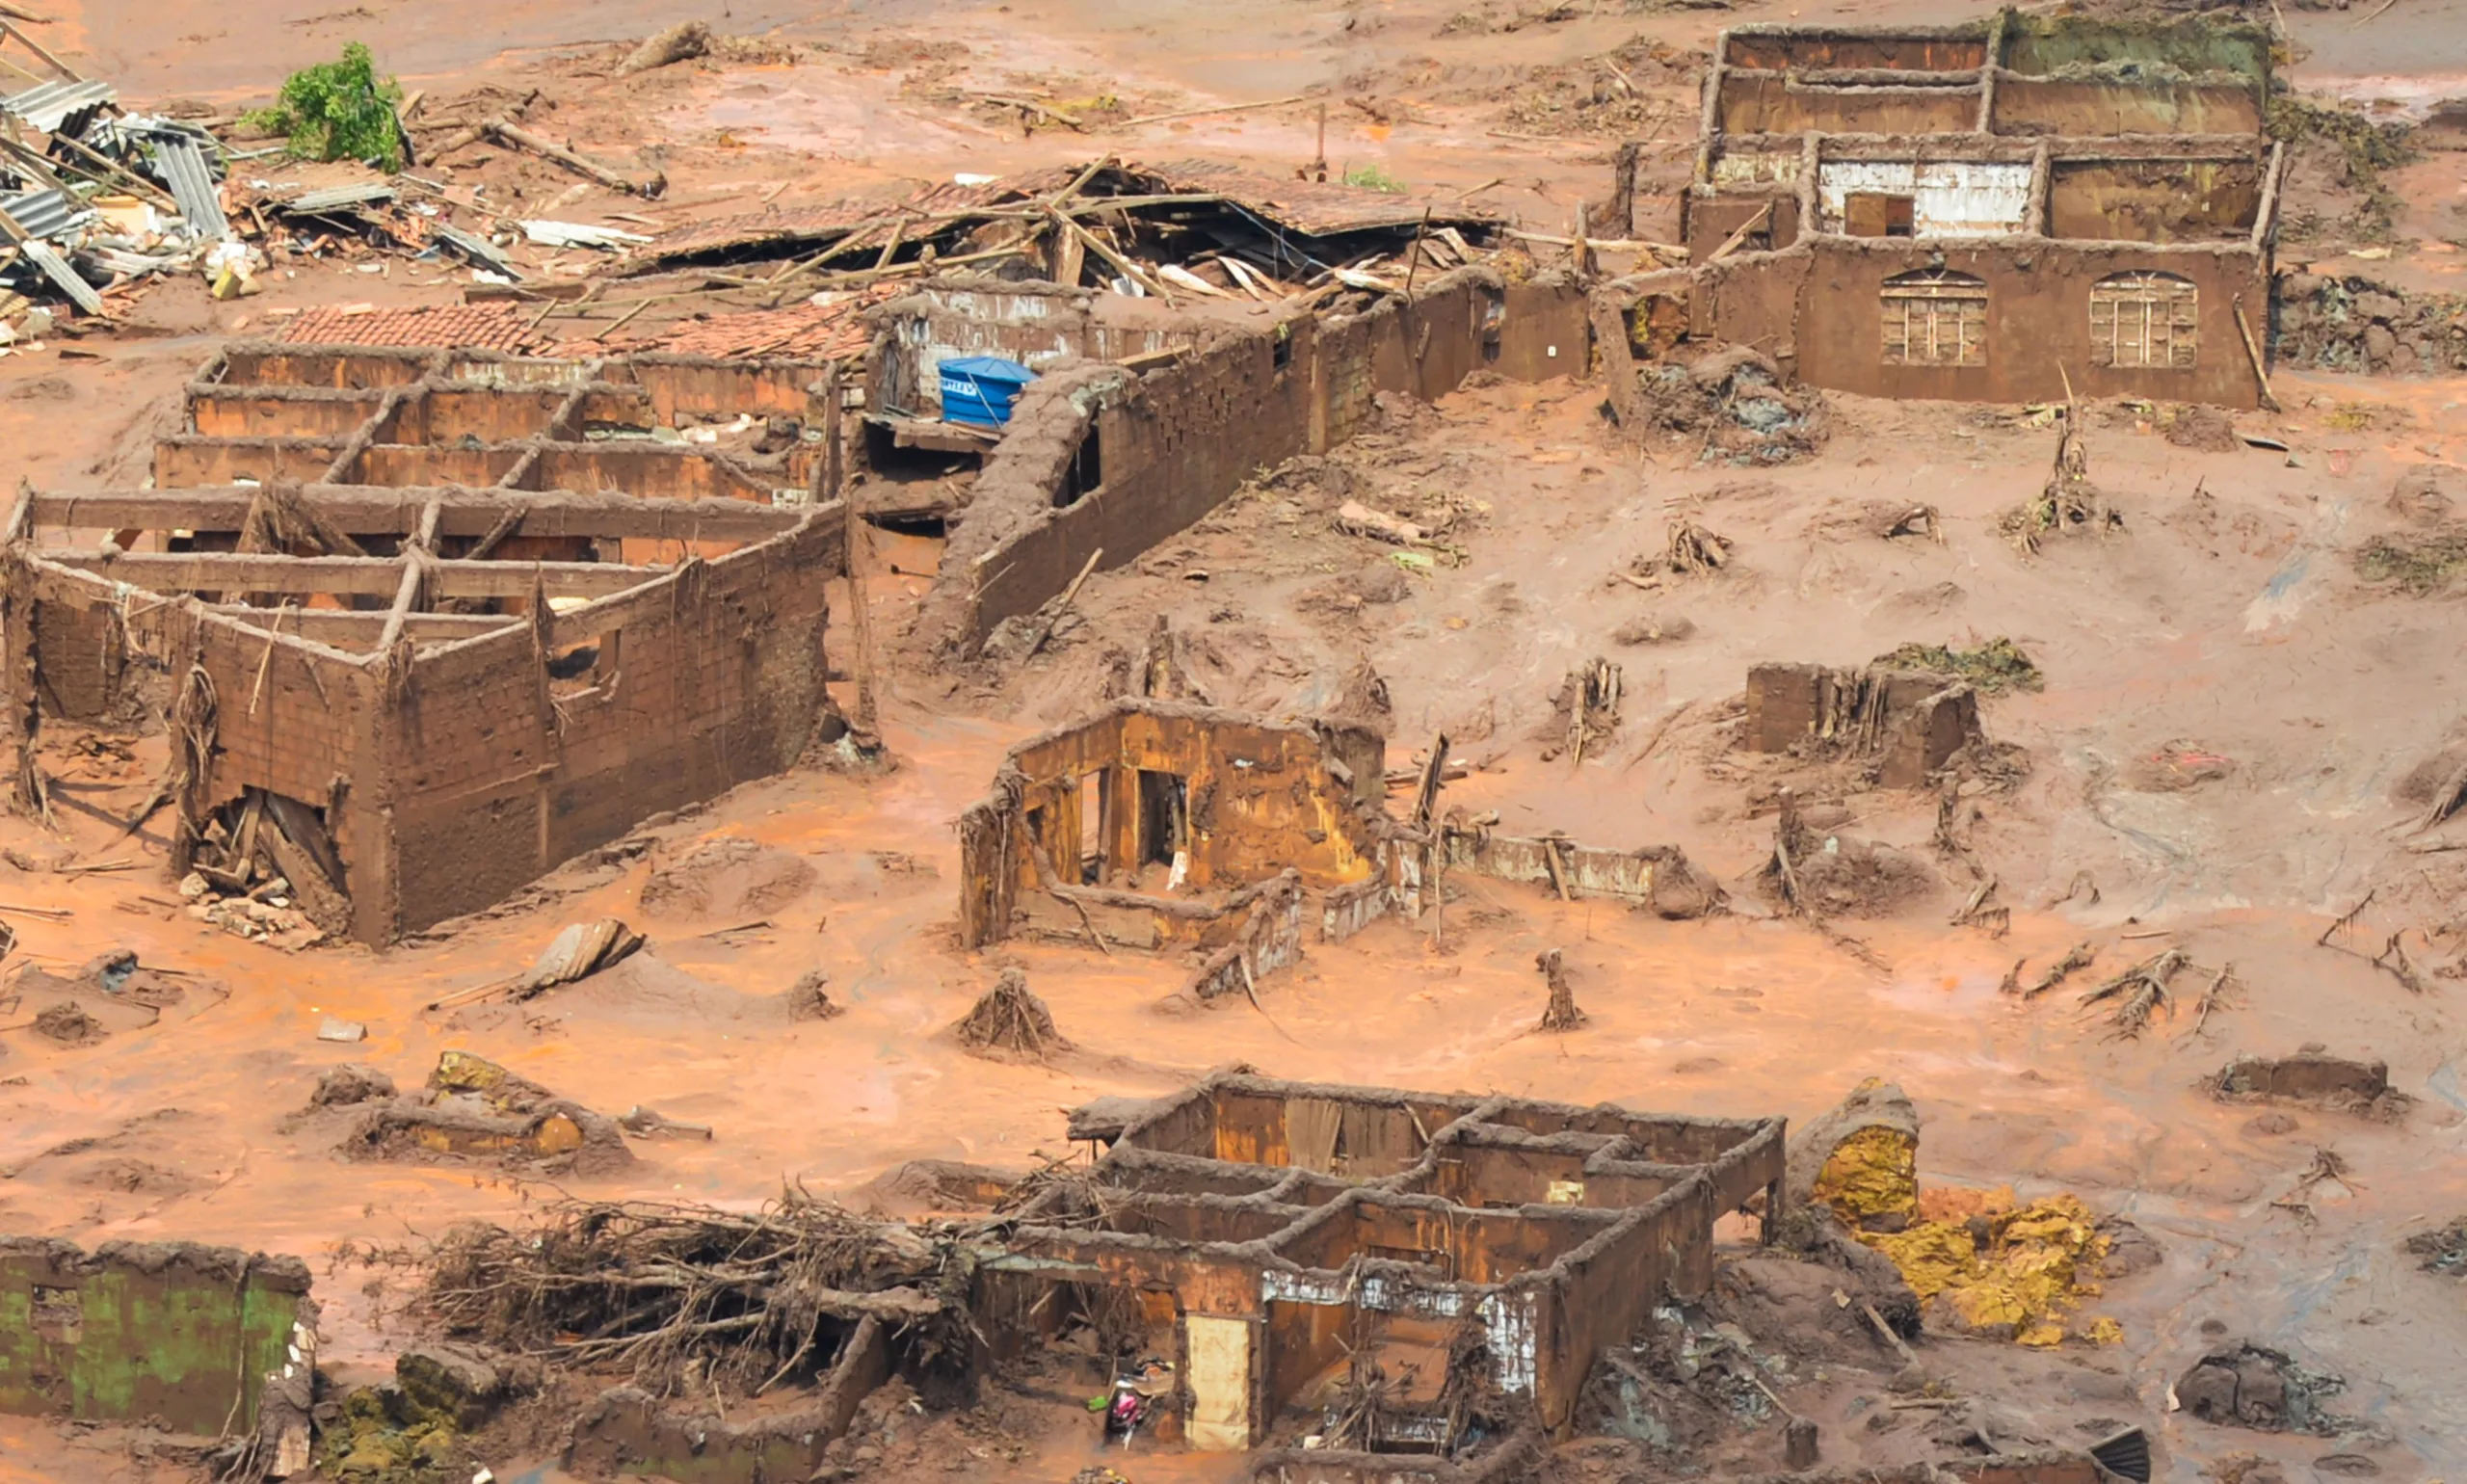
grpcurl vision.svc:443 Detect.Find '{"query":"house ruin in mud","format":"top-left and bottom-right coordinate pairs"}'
top-left (1, 337), bottom-right (845, 944)
top-left (902, 266), bottom-right (1591, 651)
top-left (988, 1073), bottom-right (1789, 1452)
top-left (954, 698), bottom-right (1395, 998)
top-left (955, 698), bottom-right (1726, 994)
top-left (1605, 11), bottom-right (2283, 408)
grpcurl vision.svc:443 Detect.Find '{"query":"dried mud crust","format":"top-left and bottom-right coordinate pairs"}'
top-left (639, 835), bottom-right (818, 920)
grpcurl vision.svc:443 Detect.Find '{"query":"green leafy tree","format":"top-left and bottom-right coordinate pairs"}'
top-left (246, 42), bottom-right (406, 172)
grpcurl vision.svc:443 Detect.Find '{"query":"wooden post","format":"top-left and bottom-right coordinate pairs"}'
top-left (1606, 142), bottom-right (1639, 240)
top-left (823, 360), bottom-right (876, 736)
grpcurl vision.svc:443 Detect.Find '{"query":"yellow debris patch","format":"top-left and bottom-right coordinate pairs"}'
top-left (1811, 1125), bottom-right (1920, 1228)
top-left (1860, 1191), bottom-right (2114, 1346)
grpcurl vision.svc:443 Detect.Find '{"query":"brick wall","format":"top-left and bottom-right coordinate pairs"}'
top-left (380, 517), bottom-right (834, 936)
top-left (933, 271), bottom-right (1588, 649)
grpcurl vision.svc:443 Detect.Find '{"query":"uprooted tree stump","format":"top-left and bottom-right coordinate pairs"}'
top-left (956, 968), bottom-right (1068, 1061)
top-left (1555, 656), bottom-right (1623, 765)
top-left (2003, 395), bottom-right (2123, 554)
top-left (1667, 518), bottom-right (1733, 573)
top-left (1535, 949), bottom-right (1586, 1031)
top-left (786, 967), bottom-right (843, 1021)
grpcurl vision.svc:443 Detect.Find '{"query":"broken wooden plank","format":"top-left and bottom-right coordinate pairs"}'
top-left (29, 489), bottom-right (803, 542)
top-left (40, 550), bottom-right (669, 599)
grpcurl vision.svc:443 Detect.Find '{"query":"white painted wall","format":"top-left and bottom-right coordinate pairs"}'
top-left (1817, 160), bottom-right (2032, 237)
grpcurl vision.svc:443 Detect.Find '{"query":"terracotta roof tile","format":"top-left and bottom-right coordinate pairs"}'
top-left (643, 284), bottom-right (900, 360)
top-left (281, 304), bottom-right (538, 353)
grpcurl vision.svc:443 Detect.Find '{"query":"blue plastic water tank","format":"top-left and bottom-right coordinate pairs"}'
top-left (938, 356), bottom-right (1038, 427)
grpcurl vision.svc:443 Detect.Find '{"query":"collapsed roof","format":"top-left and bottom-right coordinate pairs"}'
top-left (633, 158), bottom-right (1505, 281)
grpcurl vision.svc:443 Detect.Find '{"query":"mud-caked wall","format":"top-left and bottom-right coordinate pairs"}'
top-left (976, 701), bottom-right (1386, 923)
top-left (381, 518), bottom-right (835, 938)
top-left (1705, 238), bottom-right (2268, 406)
top-left (0, 1237), bottom-right (312, 1435)
top-left (933, 271), bottom-right (1586, 649)
top-left (23, 569), bottom-right (396, 941)
top-left (870, 281), bottom-right (1216, 416)
top-left (1717, 75), bottom-right (1981, 137)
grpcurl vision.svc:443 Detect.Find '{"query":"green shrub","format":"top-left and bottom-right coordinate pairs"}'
top-left (1342, 163), bottom-right (1404, 194)
top-left (245, 42), bottom-right (405, 171)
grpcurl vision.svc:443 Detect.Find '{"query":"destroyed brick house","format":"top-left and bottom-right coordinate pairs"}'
top-left (3, 269), bottom-right (1587, 951)
top-left (956, 698), bottom-right (1394, 997)
top-left (987, 1073), bottom-right (1789, 1455)
top-left (1604, 11), bottom-right (2284, 408)
top-left (956, 697), bottom-right (1727, 996)
top-left (910, 264), bottom-right (1588, 650)
top-left (1, 339), bottom-right (844, 944)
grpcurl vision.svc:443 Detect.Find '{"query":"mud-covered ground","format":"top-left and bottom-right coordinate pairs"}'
top-left (9, 0), bottom-right (2467, 1480)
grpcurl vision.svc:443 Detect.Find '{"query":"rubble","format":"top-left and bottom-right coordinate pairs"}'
top-left (338, 1049), bottom-right (634, 1175)
top-left (1632, 346), bottom-right (1832, 465)
top-left (2402, 1216), bottom-right (2467, 1278)
top-left (2209, 1050), bottom-right (2409, 1119)
top-left (1791, 1080), bottom-right (2132, 1346)
top-left (2175, 1344), bottom-right (2348, 1434)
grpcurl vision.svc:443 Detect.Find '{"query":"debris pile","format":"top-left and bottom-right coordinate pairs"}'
top-left (422, 1191), bottom-right (968, 1396)
top-left (2002, 399), bottom-right (2123, 554)
top-left (1863, 1189), bottom-right (2123, 1347)
top-left (316, 1344), bottom-right (522, 1482)
top-left (2356, 524), bottom-right (2467, 595)
top-left (5, 949), bottom-right (195, 1049)
top-left (1764, 790), bottom-right (1940, 921)
top-left (954, 967), bottom-right (1068, 1061)
top-left (2175, 1344), bottom-right (2348, 1434)
top-left (785, 967), bottom-right (844, 1021)
top-left (177, 787), bottom-right (350, 949)
top-left (0, 44), bottom-right (240, 333)
top-left (1633, 347), bottom-right (1830, 465)
top-left (2210, 1050), bottom-right (2408, 1120)
top-left (2403, 1216), bottom-right (2467, 1278)
top-left (1792, 1080), bottom-right (2131, 1347)
top-left (338, 1049), bottom-right (634, 1175)
top-left (2274, 273), bottom-right (2467, 376)
top-left (1550, 657), bottom-right (1623, 765)
top-left (1871, 638), bottom-right (2043, 696)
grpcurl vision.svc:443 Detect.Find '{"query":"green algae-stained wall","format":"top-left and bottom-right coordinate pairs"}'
top-left (2002, 13), bottom-right (2273, 87)
top-left (0, 1237), bottom-right (313, 1434)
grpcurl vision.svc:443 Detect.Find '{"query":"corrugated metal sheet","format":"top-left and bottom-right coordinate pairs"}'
top-left (154, 136), bottom-right (228, 240)
top-left (0, 186), bottom-right (89, 242)
top-left (279, 182), bottom-right (397, 214)
top-left (433, 223), bottom-right (521, 279)
top-left (1817, 160), bottom-right (2031, 237)
top-left (1, 79), bottom-right (117, 134)
top-left (18, 238), bottom-right (103, 314)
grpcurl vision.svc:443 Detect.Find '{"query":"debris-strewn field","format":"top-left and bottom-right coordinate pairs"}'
top-left (8, 0), bottom-right (2467, 1481)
